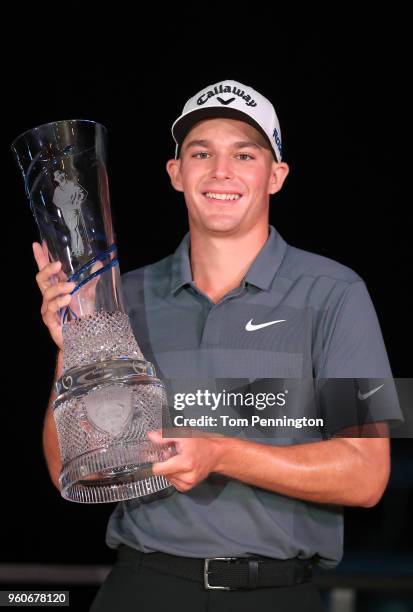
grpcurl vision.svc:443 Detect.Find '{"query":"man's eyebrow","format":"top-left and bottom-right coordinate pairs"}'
top-left (231, 140), bottom-right (263, 150)
top-left (184, 139), bottom-right (210, 148)
top-left (184, 139), bottom-right (263, 150)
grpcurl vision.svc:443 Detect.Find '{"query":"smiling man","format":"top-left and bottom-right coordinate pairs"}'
top-left (165, 116), bottom-right (289, 304)
top-left (35, 80), bottom-right (401, 612)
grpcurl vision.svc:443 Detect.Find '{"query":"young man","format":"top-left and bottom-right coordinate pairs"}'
top-left (34, 80), bottom-right (401, 611)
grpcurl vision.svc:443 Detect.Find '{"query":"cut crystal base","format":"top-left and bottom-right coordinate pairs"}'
top-left (54, 310), bottom-right (175, 503)
top-left (59, 440), bottom-right (175, 503)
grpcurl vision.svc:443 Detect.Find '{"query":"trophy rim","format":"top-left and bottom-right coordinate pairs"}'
top-left (11, 118), bottom-right (108, 149)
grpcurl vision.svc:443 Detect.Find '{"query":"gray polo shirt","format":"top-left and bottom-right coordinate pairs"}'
top-left (106, 225), bottom-right (401, 569)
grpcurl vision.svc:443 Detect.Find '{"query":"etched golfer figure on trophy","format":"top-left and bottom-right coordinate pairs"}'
top-left (52, 168), bottom-right (91, 259)
top-left (12, 119), bottom-right (176, 503)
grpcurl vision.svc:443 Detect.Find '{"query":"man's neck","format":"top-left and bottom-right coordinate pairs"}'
top-left (189, 223), bottom-right (269, 304)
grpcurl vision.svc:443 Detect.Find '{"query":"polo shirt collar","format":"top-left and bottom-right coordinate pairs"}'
top-left (169, 225), bottom-right (288, 295)
top-left (170, 231), bottom-right (193, 294)
top-left (244, 225), bottom-right (288, 290)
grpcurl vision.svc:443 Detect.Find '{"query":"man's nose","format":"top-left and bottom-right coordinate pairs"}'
top-left (210, 155), bottom-right (234, 180)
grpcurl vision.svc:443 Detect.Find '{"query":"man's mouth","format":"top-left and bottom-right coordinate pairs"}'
top-left (203, 192), bottom-right (243, 202)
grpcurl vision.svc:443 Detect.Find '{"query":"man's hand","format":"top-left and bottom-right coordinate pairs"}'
top-left (148, 429), bottom-right (222, 493)
top-left (33, 241), bottom-right (75, 350)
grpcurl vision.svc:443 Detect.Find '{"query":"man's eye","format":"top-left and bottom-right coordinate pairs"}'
top-left (236, 153), bottom-right (254, 160)
top-left (193, 151), bottom-right (210, 159)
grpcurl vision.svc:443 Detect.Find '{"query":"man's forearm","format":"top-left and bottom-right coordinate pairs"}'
top-left (212, 435), bottom-right (390, 507)
top-left (42, 349), bottom-right (63, 490)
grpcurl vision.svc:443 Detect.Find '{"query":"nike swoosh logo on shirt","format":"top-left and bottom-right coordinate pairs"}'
top-left (357, 384), bottom-right (384, 401)
top-left (245, 319), bottom-right (286, 331)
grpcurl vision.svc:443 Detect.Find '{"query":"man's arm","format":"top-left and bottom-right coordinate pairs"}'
top-left (33, 242), bottom-right (74, 492)
top-left (33, 241), bottom-right (103, 492)
top-left (43, 349), bottom-right (63, 491)
top-left (149, 426), bottom-right (390, 507)
top-left (213, 434), bottom-right (390, 507)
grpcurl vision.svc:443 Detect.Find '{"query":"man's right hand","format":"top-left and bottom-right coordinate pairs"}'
top-left (33, 241), bottom-right (76, 350)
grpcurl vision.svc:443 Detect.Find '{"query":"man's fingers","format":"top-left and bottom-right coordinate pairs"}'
top-left (44, 294), bottom-right (72, 316)
top-left (151, 454), bottom-right (189, 477)
top-left (33, 242), bottom-right (48, 271)
top-left (147, 430), bottom-right (173, 444)
top-left (167, 477), bottom-right (189, 492)
top-left (33, 242), bottom-right (68, 293)
top-left (35, 261), bottom-right (62, 292)
top-left (32, 241), bottom-right (66, 350)
top-left (148, 427), bottom-right (195, 444)
top-left (43, 281), bottom-right (76, 303)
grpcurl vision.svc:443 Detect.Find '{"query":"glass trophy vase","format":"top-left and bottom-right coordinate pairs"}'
top-left (12, 119), bottom-right (175, 503)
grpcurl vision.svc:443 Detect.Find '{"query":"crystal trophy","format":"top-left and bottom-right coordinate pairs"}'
top-left (11, 119), bottom-right (175, 503)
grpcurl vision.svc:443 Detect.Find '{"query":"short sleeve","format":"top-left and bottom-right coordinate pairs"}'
top-left (319, 281), bottom-right (392, 378)
top-left (316, 281), bottom-right (403, 435)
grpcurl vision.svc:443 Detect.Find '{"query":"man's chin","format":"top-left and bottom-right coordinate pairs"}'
top-left (201, 217), bottom-right (243, 235)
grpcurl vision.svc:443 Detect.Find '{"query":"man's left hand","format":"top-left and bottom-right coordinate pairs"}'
top-left (148, 429), bottom-right (223, 492)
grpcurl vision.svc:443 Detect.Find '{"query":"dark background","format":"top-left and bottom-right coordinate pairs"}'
top-left (1, 19), bottom-right (411, 610)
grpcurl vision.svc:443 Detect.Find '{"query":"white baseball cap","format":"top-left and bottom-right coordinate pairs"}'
top-left (171, 79), bottom-right (283, 162)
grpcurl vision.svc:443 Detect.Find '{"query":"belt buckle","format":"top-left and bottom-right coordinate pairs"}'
top-left (204, 557), bottom-right (237, 590)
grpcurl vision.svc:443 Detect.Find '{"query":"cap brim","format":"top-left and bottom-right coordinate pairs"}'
top-left (172, 107), bottom-right (277, 160)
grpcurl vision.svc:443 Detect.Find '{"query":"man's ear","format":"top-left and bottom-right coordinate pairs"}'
top-left (268, 161), bottom-right (289, 195)
top-left (166, 158), bottom-right (184, 192)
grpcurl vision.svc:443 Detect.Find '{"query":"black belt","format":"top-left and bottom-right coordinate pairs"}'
top-left (117, 545), bottom-right (314, 590)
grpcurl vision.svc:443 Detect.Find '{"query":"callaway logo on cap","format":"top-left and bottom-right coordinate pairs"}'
top-left (171, 79), bottom-right (283, 162)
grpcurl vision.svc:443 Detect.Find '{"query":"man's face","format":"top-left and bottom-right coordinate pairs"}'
top-left (167, 118), bottom-right (287, 237)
